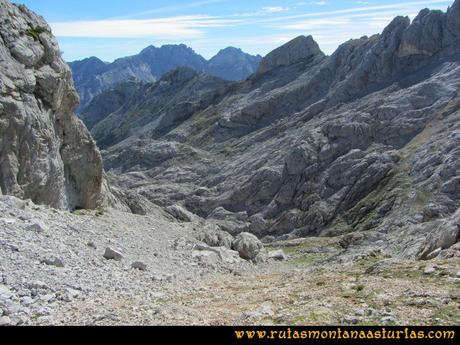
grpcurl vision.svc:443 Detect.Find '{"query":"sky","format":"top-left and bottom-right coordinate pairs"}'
top-left (12, 0), bottom-right (453, 62)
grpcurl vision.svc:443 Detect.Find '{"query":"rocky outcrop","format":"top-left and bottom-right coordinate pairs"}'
top-left (70, 45), bottom-right (261, 110)
top-left (256, 35), bottom-right (325, 74)
top-left (0, 0), bottom-right (103, 210)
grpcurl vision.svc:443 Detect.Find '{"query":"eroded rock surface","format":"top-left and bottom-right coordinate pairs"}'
top-left (0, 1), bottom-right (104, 210)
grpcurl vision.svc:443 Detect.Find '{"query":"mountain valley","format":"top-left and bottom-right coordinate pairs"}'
top-left (0, 0), bottom-right (459, 326)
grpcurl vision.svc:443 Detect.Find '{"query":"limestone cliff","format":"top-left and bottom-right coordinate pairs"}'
top-left (0, 0), bottom-right (103, 210)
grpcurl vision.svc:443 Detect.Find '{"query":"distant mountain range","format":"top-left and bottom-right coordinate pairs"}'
top-left (69, 44), bottom-right (262, 110)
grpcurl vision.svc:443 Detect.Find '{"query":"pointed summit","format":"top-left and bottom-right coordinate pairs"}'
top-left (257, 35), bottom-right (324, 74)
top-left (207, 47), bottom-right (262, 81)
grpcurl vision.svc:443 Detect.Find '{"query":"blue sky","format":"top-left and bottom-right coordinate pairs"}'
top-left (13, 0), bottom-right (453, 62)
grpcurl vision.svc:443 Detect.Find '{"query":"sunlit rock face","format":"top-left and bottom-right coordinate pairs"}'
top-left (0, 0), bottom-right (104, 210)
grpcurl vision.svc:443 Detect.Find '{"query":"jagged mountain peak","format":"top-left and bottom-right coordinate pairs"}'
top-left (257, 35), bottom-right (325, 74)
top-left (212, 46), bottom-right (246, 58)
top-left (140, 43), bottom-right (198, 55)
top-left (450, 0), bottom-right (460, 11)
top-left (218, 46), bottom-right (243, 53)
top-left (206, 47), bottom-right (262, 81)
top-left (211, 46), bottom-right (262, 62)
top-left (69, 56), bottom-right (108, 78)
top-left (78, 56), bottom-right (106, 64)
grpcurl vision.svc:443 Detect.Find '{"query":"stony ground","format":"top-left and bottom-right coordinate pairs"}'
top-left (1, 195), bottom-right (458, 326)
top-left (54, 239), bottom-right (460, 326)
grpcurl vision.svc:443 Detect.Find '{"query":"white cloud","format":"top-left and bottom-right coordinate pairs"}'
top-left (280, 18), bottom-right (350, 30)
top-left (310, 1), bottom-right (327, 5)
top-left (273, 7), bottom-right (426, 32)
top-left (232, 6), bottom-right (290, 18)
top-left (51, 15), bottom-right (241, 39)
top-left (257, 0), bottom-right (451, 23)
top-left (115, 0), bottom-right (227, 19)
top-left (261, 6), bottom-right (289, 13)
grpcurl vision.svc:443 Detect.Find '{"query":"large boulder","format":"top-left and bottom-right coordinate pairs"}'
top-left (232, 232), bottom-right (264, 261)
top-left (197, 225), bottom-right (234, 249)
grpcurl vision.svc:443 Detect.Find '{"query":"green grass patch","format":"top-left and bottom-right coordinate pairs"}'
top-left (291, 253), bottom-right (328, 267)
top-left (355, 284), bottom-right (365, 292)
top-left (95, 207), bottom-right (106, 217)
top-left (431, 305), bottom-right (458, 324)
top-left (73, 209), bottom-right (88, 216)
top-left (26, 26), bottom-right (48, 41)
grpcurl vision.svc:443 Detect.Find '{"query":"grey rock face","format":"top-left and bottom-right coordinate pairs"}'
top-left (70, 45), bottom-right (261, 110)
top-left (0, 0), bottom-right (104, 210)
top-left (415, 208), bottom-right (460, 260)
